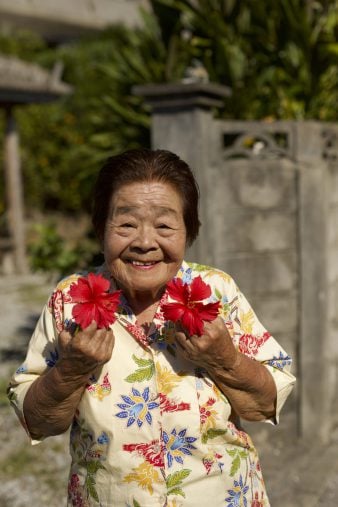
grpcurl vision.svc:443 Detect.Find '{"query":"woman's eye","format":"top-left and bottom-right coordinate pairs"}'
top-left (157, 224), bottom-right (171, 229)
top-left (121, 223), bottom-right (135, 228)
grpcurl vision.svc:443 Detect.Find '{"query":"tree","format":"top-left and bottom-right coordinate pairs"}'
top-left (155, 0), bottom-right (338, 119)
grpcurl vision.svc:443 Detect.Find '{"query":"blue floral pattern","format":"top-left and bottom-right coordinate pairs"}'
top-left (162, 427), bottom-right (197, 468)
top-left (115, 387), bottom-right (159, 428)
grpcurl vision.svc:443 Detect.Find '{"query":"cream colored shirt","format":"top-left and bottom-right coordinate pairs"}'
top-left (8, 261), bottom-right (296, 507)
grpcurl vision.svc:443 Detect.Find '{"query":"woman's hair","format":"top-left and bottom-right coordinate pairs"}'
top-left (92, 148), bottom-right (200, 246)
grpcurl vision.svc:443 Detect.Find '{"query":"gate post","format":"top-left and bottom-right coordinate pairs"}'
top-left (296, 121), bottom-right (334, 442)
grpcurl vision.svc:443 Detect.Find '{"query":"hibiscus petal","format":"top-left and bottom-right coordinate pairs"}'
top-left (95, 305), bottom-right (115, 328)
top-left (87, 272), bottom-right (110, 297)
top-left (162, 302), bottom-right (186, 322)
top-left (180, 309), bottom-right (205, 336)
top-left (196, 301), bottom-right (221, 322)
top-left (166, 278), bottom-right (188, 304)
top-left (72, 302), bottom-right (95, 329)
top-left (189, 276), bottom-right (211, 301)
top-left (69, 277), bottom-right (92, 303)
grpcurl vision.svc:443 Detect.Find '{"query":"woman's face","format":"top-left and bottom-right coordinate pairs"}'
top-left (103, 180), bottom-right (187, 302)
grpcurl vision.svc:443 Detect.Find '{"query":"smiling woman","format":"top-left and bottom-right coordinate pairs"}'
top-left (103, 180), bottom-right (187, 320)
top-left (8, 148), bottom-right (295, 507)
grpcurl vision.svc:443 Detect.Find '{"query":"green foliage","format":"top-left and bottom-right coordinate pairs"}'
top-left (27, 221), bottom-right (98, 276)
top-left (0, 28), bottom-right (47, 60)
top-left (156, 0), bottom-right (338, 119)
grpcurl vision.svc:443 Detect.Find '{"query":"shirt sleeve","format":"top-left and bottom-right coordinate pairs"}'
top-left (7, 292), bottom-right (62, 445)
top-left (210, 270), bottom-right (296, 425)
top-left (232, 285), bottom-right (296, 424)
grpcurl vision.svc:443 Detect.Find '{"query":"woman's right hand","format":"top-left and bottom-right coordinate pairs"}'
top-left (56, 321), bottom-right (115, 380)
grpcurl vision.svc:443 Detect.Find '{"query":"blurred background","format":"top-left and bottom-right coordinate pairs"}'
top-left (0, 1), bottom-right (338, 506)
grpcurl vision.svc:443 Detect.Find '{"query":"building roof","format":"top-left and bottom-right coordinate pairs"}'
top-left (0, 0), bottom-right (147, 42)
top-left (0, 54), bottom-right (72, 105)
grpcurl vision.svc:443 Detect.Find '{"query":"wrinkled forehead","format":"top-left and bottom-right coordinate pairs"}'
top-left (109, 180), bottom-right (184, 214)
top-left (113, 204), bottom-right (181, 218)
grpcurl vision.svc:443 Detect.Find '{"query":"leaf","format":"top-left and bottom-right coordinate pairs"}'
top-left (214, 287), bottom-right (222, 300)
top-left (166, 468), bottom-right (191, 489)
top-left (133, 500), bottom-right (142, 507)
top-left (226, 449), bottom-right (237, 458)
top-left (86, 460), bottom-right (106, 474)
top-left (167, 486), bottom-right (186, 497)
top-left (201, 428), bottom-right (227, 444)
top-left (124, 366), bottom-right (154, 383)
top-left (85, 475), bottom-right (100, 502)
top-left (132, 354), bottom-right (155, 367)
top-left (229, 454), bottom-right (241, 477)
top-left (125, 356), bottom-right (155, 382)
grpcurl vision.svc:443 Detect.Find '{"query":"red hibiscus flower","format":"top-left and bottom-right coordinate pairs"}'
top-left (69, 273), bottom-right (121, 329)
top-left (162, 276), bottom-right (220, 336)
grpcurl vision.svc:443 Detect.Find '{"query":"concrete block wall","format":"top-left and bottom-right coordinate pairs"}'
top-left (206, 157), bottom-right (299, 366)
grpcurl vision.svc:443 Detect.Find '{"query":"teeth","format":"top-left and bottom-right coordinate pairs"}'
top-left (131, 261), bottom-right (156, 266)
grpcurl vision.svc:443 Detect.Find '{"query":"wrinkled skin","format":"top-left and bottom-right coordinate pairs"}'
top-left (174, 317), bottom-right (277, 422)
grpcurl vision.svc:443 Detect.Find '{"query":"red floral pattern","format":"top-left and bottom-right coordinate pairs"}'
top-left (239, 332), bottom-right (271, 357)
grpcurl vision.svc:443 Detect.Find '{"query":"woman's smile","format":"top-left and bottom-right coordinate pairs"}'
top-left (127, 259), bottom-right (161, 271)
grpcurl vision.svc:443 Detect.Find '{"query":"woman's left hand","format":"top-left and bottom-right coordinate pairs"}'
top-left (174, 317), bottom-right (238, 371)
top-left (174, 316), bottom-right (277, 421)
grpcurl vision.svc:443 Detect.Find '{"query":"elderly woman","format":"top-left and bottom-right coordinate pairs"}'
top-left (8, 149), bottom-right (295, 507)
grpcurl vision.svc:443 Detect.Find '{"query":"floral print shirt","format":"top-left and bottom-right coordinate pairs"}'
top-left (8, 261), bottom-right (296, 507)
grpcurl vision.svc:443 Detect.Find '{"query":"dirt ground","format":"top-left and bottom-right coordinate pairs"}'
top-left (0, 274), bottom-right (337, 507)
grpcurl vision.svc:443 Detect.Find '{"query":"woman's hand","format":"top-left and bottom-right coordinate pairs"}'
top-left (57, 321), bottom-right (115, 380)
top-left (23, 322), bottom-right (115, 439)
top-left (175, 317), bottom-right (238, 371)
top-left (174, 317), bottom-right (277, 422)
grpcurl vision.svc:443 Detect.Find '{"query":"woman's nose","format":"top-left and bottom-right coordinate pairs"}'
top-left (131, 226), bottom-right (157, 251)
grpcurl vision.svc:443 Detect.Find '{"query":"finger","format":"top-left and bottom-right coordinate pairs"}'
top-left (58, 329), bottom-right (73, 348)
top-left (100, 330), bottom-right (115, 358)
top-left (175, 332), bottom-right (197, 356)
top-left (81, 320), bottom-right (98, 338)
top-left (175, 330), bottom-right (190, 345)
top-left (94, 329), bottom-right (115, 353)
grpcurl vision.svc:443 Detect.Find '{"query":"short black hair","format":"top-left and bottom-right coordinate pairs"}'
top-left (92, 148), bottom-right (201, 246)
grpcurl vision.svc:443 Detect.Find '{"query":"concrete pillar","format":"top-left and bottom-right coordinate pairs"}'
top-left (133, 82), bottom-right (230, 263)
top-left (296, 121), bottom-right (332, 442)
top-left (3, 107), bottom-right (29, 274)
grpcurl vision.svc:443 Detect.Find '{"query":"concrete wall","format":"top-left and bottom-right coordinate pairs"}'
top-left (208, 156), bottom-right (299, 366)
